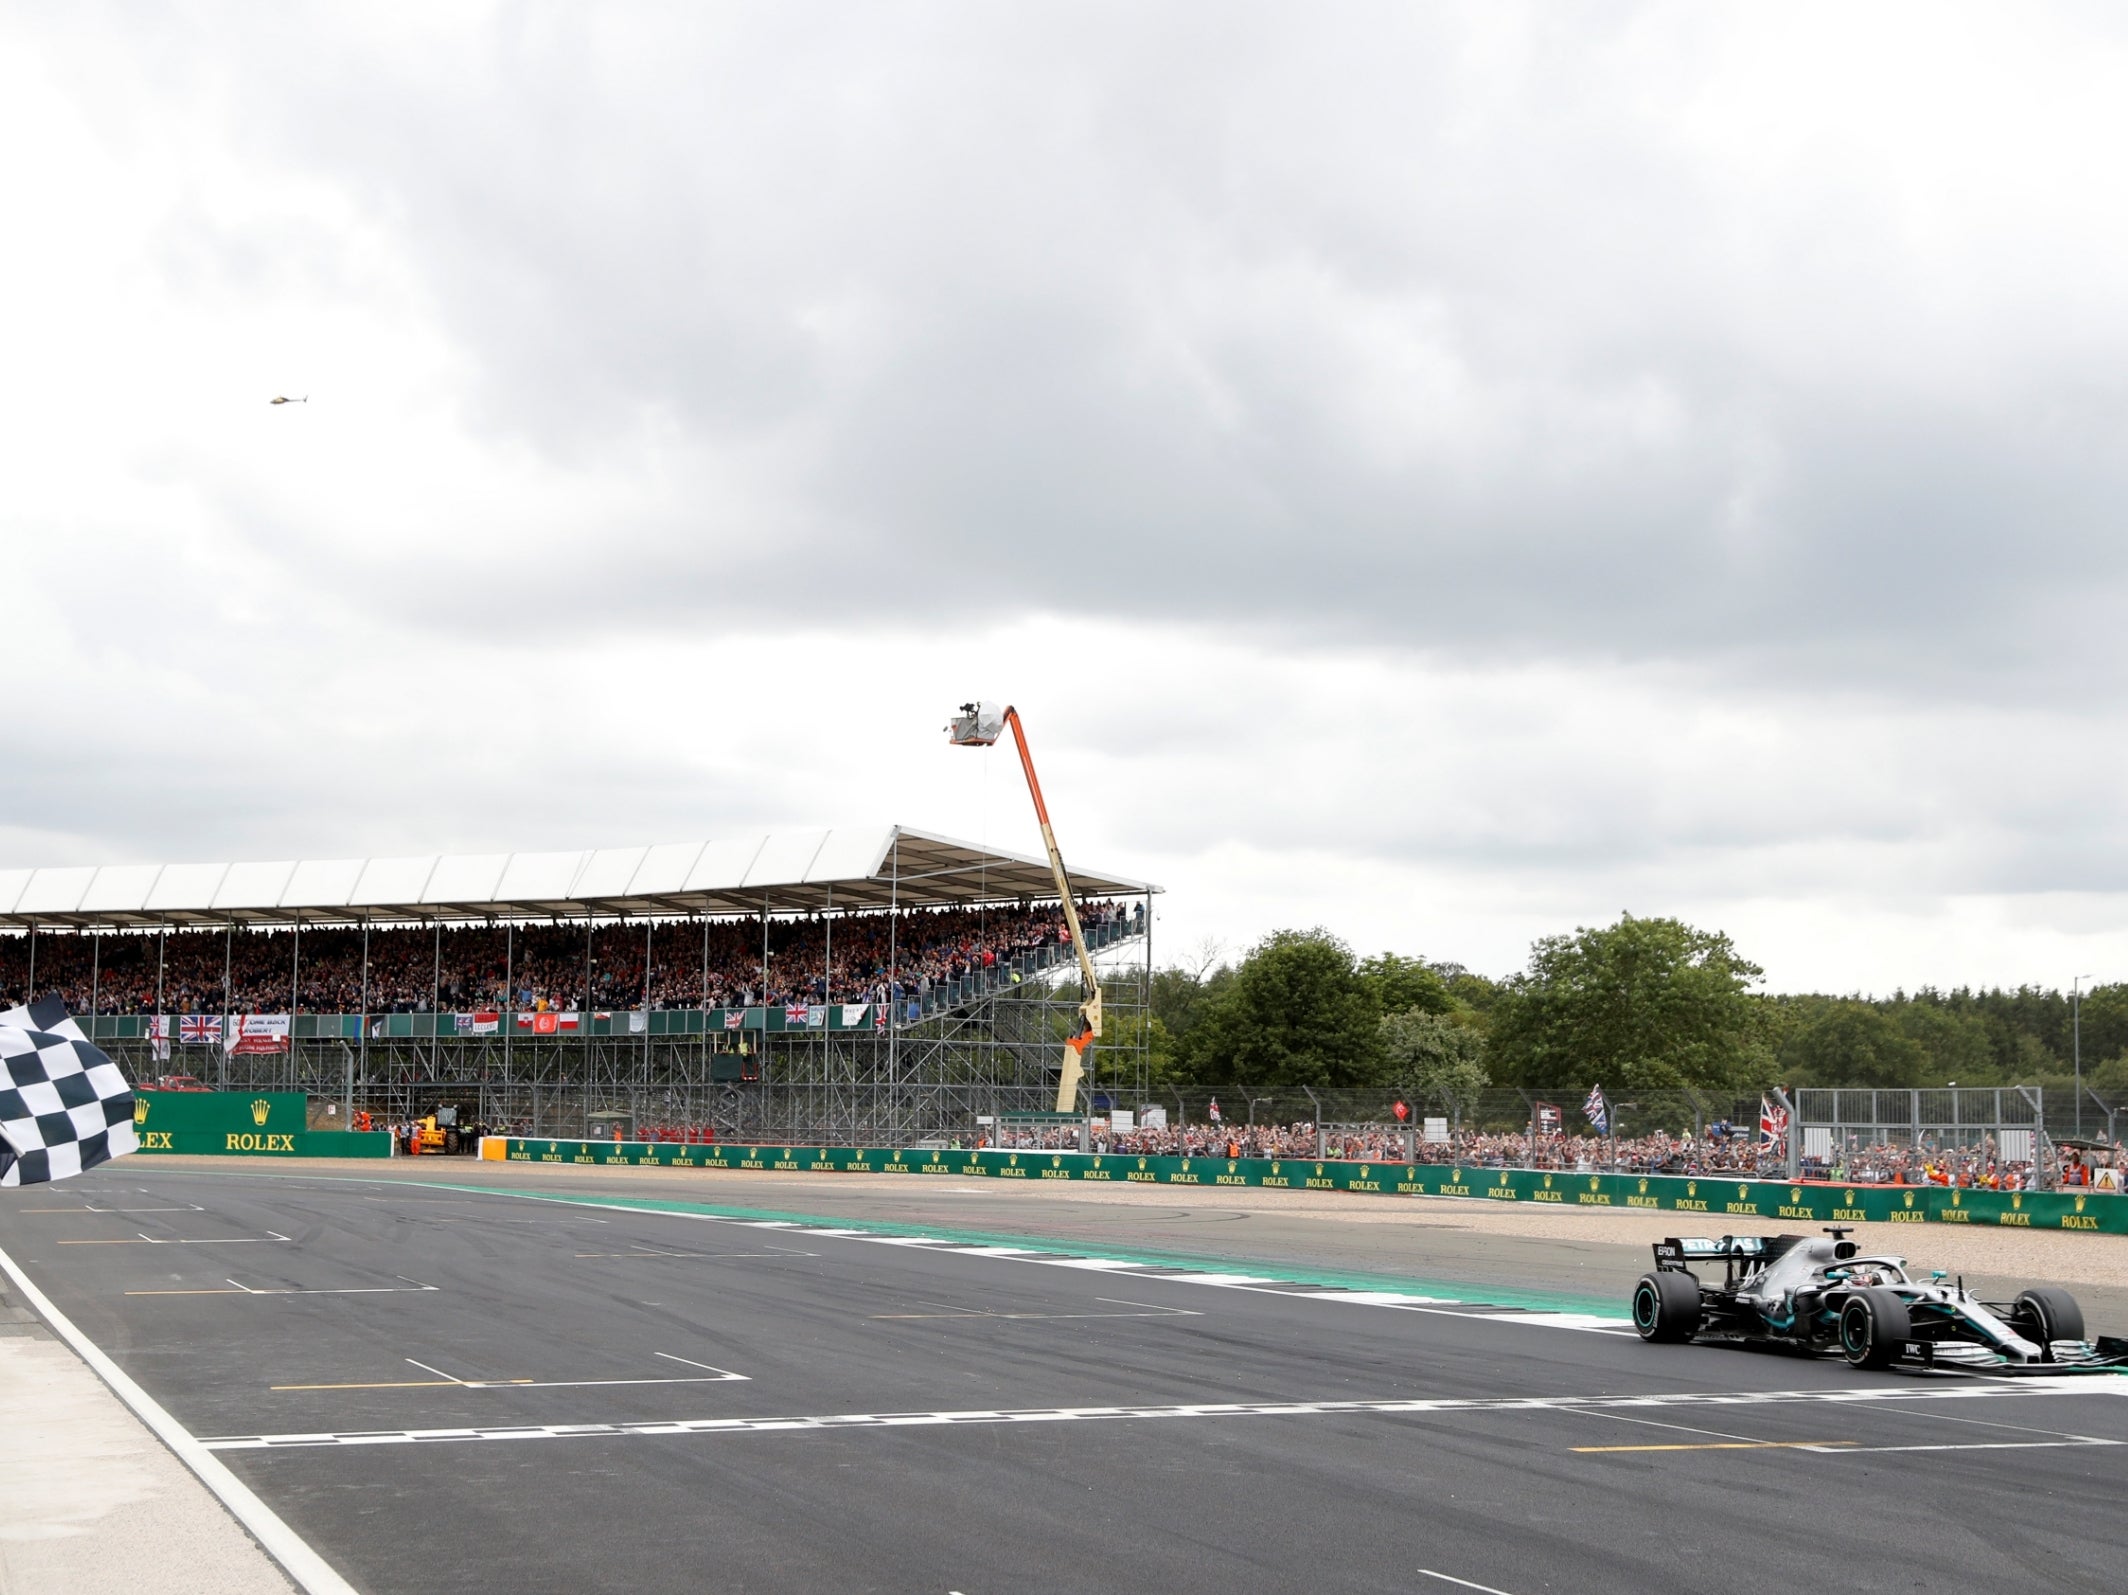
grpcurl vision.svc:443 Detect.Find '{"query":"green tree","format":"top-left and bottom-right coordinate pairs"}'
top-left (1379, 1008), bottom-right (1489, 1123)
top-left (1178, 929), bottom-right (1386, 1093)
top-left (1782, 1001), bottom-right (1928, 1089)
top-left (1486, 914), bottom-right (1773, 1090)
top-left (1892, 1000), bottom-right (1999, 1085)
top-left (1356, 954), bottom-right (1456, 1019)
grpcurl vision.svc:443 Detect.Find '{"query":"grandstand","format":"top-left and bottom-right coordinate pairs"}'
top-left (0, 827), bottom-right (1157, 1143)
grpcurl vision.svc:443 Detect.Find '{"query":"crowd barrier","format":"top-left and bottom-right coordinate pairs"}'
top-left (131, 1090), bottom-right (393, 1158)
top-left (478, 1138), bottom-right (2127, 1234)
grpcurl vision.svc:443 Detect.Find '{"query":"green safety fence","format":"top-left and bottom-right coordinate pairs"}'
top-left (489, 1139), bottom-right (2128, 1234)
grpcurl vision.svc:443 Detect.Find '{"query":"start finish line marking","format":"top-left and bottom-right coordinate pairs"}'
top-left (198, 1379), bottom-right (2114, 1453)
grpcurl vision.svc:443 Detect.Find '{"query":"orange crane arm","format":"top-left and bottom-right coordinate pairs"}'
top-left (948, 703), bottom-right (1102, 1113)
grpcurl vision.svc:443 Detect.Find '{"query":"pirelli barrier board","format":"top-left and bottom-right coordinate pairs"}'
top-left (483, 1139), bottom-right (2128, 1234)
top-left (132, 1092), bottom-right (392, 1158)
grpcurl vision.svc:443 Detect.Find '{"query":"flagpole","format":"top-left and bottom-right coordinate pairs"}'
top-left (291, 917), bottom-right (301, 1095)
top-left (505, 921), bottom-right (518, 1134)
top-left (220, 922), bottom-right (232, 1093)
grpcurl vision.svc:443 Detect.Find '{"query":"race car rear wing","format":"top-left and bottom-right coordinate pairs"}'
top-left (1654, 1237), bottom-right (1767, 1263)
top-left (1654, 1234), bottom-right (1822, 1290)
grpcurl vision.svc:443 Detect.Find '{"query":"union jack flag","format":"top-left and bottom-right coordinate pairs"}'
top-left (1759, 1095), bottom-right (1789, 1147)
top-left (784, 1003), bottom-right (808, 1025)
top-left (1582, 1084), bottom-right (1608, 1135)
top-left (724, 1009), bottom-right (744, 1031)
top-left (179, 1015), bottom-right (221, 1046)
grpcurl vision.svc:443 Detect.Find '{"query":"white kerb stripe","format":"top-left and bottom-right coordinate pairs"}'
top-left (0, 1243), bottom-right (359, 1595)
top-left (196, 1379), bottom-right (2106, 1453)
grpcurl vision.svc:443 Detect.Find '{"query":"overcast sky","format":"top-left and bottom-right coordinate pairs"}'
top-left (6, 2), bottom-right (2128, 993)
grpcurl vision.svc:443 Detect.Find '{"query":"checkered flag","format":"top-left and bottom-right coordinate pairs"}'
top-left (0, 998), bottom-right (138, 1185)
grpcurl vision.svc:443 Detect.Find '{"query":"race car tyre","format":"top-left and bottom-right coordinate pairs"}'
top-left (1839, 1288), bottom-right (1910, 1370)
top-left (1632, 1270), bottom-right (1701, 1343)
top-left (2011, 1287), bottom-right (2084, 1357)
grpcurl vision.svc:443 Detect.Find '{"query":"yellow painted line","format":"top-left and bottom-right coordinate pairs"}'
top-left (127, 1289), bottom-right (253, 1297)
top-left (1571, 1440), bottom-right (1855, 1454)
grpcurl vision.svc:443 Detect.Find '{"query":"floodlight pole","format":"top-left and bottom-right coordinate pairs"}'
top-left (947, 703), bottom-right (1103, 1114)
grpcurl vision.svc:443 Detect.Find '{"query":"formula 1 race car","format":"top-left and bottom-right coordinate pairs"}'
top-left (1632, 1228), bottom-right (2128, 1372)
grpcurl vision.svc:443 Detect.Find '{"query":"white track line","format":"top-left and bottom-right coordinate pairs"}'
top-left (1418, 1571), bottom-right (1522, 1595)
top-left (0, 1241), bottom-right (358, 1594)
top-left (198, 1379), bottom-right (2114, 1452)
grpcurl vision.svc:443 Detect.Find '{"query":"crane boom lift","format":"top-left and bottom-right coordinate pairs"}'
top-left (946, 702), bottom-right (1102, 1113)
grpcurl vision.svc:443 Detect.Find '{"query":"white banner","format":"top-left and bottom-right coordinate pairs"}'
top-left (226, 1014), bottom-right (291, 1056)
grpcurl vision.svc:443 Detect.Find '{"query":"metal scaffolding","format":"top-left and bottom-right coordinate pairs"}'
top-left (84, 922), bottom-right (1152, 1145)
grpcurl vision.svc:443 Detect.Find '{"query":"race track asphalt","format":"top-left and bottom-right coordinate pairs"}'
top-left (2, 1159), bottom-right (2123, 1595)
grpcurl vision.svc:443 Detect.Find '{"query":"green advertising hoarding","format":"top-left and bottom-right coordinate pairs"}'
top-left (495, 1138), bottom-right (2128, 1234)
top-left (133, 1091), bottom-right (390, 1157)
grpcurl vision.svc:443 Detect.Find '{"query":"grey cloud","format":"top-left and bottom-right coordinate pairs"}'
top-left (55, 4), bottom-right (2128, 702)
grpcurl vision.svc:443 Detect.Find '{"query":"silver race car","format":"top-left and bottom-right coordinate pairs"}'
top-left (1632, 1227), bottom-right (2128, 1371)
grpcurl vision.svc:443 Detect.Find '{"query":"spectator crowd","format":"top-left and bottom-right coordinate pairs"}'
top-left (986, 1118), bottom-right (2114, 1192)
top-left (0, 901), bottom-right (1143, 1018)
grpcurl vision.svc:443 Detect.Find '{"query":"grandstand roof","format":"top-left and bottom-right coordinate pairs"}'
top-left (0, 827), bottom-right (1158, 930)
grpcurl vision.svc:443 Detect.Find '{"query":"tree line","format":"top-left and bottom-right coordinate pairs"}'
top-left (1128, 916), bottom-right (2128, 1106)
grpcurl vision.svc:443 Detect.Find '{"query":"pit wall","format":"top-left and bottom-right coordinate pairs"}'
top-left (132, 1091), bottom-right (393, 1158)
top-left (478, 1138), bottom-right (2125, 1234)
